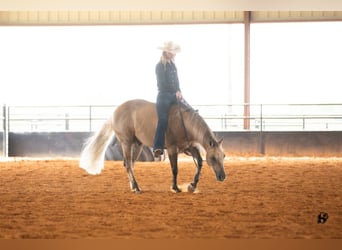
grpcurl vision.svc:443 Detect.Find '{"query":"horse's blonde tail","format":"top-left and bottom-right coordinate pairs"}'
top-left (79, 117), bottom-right (114, 175)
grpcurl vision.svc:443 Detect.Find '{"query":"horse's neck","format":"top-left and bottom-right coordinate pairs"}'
top-left (201, 131), bottom-right (216, 150)
top-left (186, 114), bottom-right (215, 150)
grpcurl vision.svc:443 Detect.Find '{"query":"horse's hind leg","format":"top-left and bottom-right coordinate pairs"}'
top-left (132, 141), bottom-right (144, 163)
top-left (188, 146), bottom-right (203, 192)
top-left (121, 142), bottom-right (141, 193)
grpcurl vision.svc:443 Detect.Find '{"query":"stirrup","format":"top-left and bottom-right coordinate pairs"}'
top-left (153, 149), bottom-right (164, 157)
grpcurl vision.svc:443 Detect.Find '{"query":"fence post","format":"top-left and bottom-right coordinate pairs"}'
top-left (65, 113), bottom-right (69, 131)
top-left (259, 104), bottom-right (265, 155)
top-left (2, 104), bottom-right (8, 157)
top-left (1, 105), bottom-right (3, 157)
top-left (89, 106), bottom-right (92, 132)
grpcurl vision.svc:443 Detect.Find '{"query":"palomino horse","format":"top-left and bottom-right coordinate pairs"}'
top-left (80, 99), bottom-right (226, 193)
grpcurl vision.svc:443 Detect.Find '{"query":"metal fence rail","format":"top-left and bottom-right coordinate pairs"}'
top-left (1, 103), bottom-right (342, 157)
top-left (4, 105), bottom-right (115, 132)
top-left (2, 103), bottom-right (342, 133)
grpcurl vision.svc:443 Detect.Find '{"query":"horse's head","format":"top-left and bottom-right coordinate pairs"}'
top-left (206, 138), bottom-right (226, 182)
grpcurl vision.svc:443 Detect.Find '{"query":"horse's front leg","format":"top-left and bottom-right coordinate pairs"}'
top-left (168, 150), bottom-right (181, 193)
top-left (188, 146), bottom-right (203, 193)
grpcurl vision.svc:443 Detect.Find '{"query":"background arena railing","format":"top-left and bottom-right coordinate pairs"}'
top-left (196, 103), bottom-right (342, 131)
top-left (2, 103), bottom-right (342, 133)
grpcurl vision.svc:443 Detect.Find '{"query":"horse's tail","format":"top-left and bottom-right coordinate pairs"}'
top-left (79, 117), bottom-right (114, 175)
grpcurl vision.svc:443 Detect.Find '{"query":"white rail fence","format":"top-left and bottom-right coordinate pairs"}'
top-left (1, 103), bottom-right (342, 157)
top-left (2, 103), bottom-right (342, 133)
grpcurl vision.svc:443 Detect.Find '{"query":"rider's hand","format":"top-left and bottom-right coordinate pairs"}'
top-left (176, 91), bottom-right (183, 100)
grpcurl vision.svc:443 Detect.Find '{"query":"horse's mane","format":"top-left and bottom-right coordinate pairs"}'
top-left (188, 111), bottom-right (216, 145)
top-left (170, 106), bottom-right (217, 147)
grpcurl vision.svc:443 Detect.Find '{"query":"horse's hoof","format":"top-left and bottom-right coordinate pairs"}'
top-left (171, 186), bottom-right (181, 193)
top-left (131, 188), bottom-right (142, 194)
top-left (188, 183), bottom-right (196, 193)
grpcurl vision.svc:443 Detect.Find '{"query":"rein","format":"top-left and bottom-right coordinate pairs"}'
top-left (177, 100), bottom-right (199, 168)
top-left (177, 100), bottom-right (190, 144)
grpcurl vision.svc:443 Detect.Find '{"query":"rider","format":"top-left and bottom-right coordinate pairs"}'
top-left (153, 41), bottom-right (193, 158)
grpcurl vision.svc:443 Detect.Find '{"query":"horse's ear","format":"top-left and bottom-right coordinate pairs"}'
top-left (218, 138), bottom-right (224, 146)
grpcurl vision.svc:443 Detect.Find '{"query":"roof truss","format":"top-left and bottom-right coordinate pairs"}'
top-left (1, 11), bottom-right (342, 25)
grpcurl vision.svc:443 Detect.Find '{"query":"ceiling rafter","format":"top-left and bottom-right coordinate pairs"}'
top-left (1, 11), bottom-right (341, 26)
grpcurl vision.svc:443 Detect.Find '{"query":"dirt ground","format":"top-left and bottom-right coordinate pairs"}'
top-left (0, 156), bottom-right (341, 239)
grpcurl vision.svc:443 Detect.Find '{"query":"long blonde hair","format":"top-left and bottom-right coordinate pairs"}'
top-left (160, 51), bottom-right (175, 68)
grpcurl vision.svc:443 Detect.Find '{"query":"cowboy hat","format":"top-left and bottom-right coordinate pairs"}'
top-left (158, 41), bottom-right (181, 54)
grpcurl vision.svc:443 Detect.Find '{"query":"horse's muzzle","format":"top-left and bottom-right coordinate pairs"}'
top-left (216, 172), bottom-right (226, 182)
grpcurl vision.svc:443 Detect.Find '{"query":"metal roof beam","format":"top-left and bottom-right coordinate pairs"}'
top-left (251, 11), bottom-right (342, 22)
top-left (0, 11), bottom-right (244, 25)
top-left (1, 0), bottom-right (342, 11)
top-left (2, 11), bottom-right (342, 26)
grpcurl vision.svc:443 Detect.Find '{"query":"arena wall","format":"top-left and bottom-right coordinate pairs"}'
top-left (216, 131), bottom-right (342, 157)
top-left (8, 132), bottom-right (90, 157)
top-left (0, 132), bottom-right (3, 156)
top-left (7, 131), bottom-right (342, 158)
